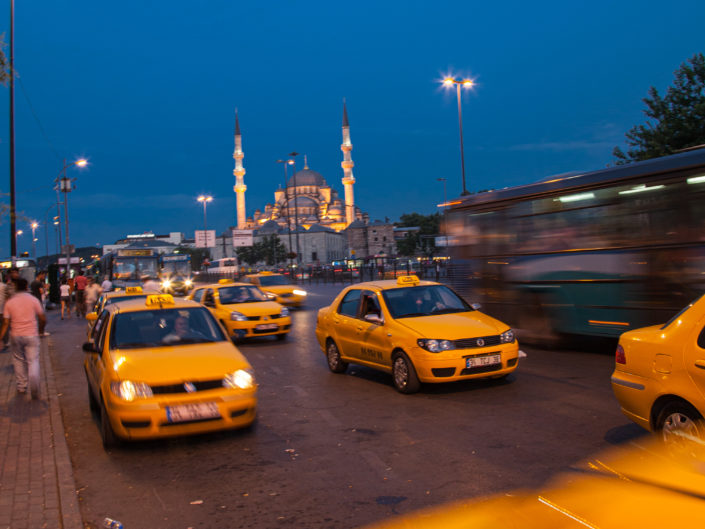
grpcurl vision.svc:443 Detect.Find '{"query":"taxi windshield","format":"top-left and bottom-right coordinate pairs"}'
top-left (110, 307), bottom-right (225, 349)
top-left (257, 275), bottom-right (289, 287)
top-left (219, 285), bottom-right (268, 304)
top-left (382, 285), bottom-right (471, 318)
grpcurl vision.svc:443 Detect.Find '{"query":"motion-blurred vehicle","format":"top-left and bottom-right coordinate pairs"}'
top-left (243, 271), bottom-right (307, 307)
top-left (188, 279), bottom-right (291, 341)
top-left (612, 294), bottom-right (705, 443)
top-left (363, 435), bottom-right (705, 528)
top-left (315, 275), bottom-right (520, 393)
top-left (83, 294), bottom-right (257, 448)
top-left (160, 254), bottom-right (193, 296)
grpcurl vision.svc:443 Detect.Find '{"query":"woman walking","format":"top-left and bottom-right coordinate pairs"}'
top-left (59, 279), bottom-right (71, 319)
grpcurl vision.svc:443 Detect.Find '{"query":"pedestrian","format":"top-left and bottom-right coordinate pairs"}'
top-left (0, 277), bottom-right (47, 399)
top-left (142, 275), bottom-right (161, 292)
top-left (59, 279), bottom-right (71, 320)
top-left (30, 270), bottom-right (46, 303)
top-left (4, 266), bottom-right (20, 302)
top-left (0, 276), bottom-right (6, 350)
top-left (84, 277), bottom-right (102, 314)
top-left (74, 269), bottom-right (88, 317)
top-left (101, 275), bottom-right (113, 292)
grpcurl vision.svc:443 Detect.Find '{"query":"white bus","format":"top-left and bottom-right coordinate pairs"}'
top-left (207, 258), bottom-right (239, 275)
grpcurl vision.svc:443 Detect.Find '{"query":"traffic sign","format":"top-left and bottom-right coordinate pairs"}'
top-left (195, 230), bottom-right (216, 248)
top-left (232, 229), bottom-right (254, 247)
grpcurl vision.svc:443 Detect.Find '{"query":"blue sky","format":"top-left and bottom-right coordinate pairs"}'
top-left (1, 0), bottom-right (704, 253)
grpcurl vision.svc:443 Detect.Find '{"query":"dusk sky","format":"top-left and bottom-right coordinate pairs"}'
top-left (1, 0), bottom-right (704, 254)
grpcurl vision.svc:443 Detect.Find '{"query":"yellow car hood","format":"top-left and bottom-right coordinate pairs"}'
top-left (395, 311), bottom-right (506, 339)
top-left (112, 342), bottom-right (251, 383)
top-left (222, 301), bottom-right (284, 316)
top-left (262, 285), bottom-right (296, 295)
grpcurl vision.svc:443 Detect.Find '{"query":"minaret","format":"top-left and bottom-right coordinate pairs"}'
top-left (340, 100), bottom-right (356, 226)
top-left (233, 110), bottom-right (247, 229)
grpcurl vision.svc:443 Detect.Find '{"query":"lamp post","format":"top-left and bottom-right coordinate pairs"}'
top-left (437, 177), bottom-right (447, 246)
top-left (442, 76), bottom-right (474, 196)
top-left (55, 158), bottom-right (87, 278)
top-left (30, 221), bottom-right (38, 259)
top-left (288, 151), bottom-right (302, 270)
top-left (276, 159), bottom-right (295, 271)
top-left (197, 195), bottom-right (213, 255)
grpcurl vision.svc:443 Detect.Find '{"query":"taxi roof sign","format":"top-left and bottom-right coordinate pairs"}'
top-left (145, 294), bottom-right (175, 307)
top-left (397, 275), bottom-right (420, 286)
top-left (125, 286), bottom-right (143, 294)
top-left (218, 278), bottom-right (235, 284)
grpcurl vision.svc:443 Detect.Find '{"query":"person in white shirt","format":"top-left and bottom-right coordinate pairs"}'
top-left (59, 280), bottom-right (71, 320)
top-left (84, 278), bottom-right (102, 314)
top-left (100, 276), bottom-right (112, 292)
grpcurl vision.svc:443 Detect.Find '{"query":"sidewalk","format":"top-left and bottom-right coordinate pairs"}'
top-left (0, 332), bottom-right (83, 529)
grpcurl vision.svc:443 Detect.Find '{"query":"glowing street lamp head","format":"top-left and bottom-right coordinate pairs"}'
top-left (16, 230), bottom-right (23, 236)
top-left (197, 195), bottom-right (213, 203)
top-left (75, 159), bottom-right (88, 167)
top-left (462, 79), bottom-right (474, 88)
top-left (31, 222), bottom-right (38, 230)
top-left (443, 77), bottom-right (456, 86)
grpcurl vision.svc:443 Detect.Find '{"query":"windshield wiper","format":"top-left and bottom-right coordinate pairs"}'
top-left (397, 312), bottom-right (429, 318)
top-left (432, 308), bottom-right (469, 314)
top-left (117, 342), bottom-right (159, 349)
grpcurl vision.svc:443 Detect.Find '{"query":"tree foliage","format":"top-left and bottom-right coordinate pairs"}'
top-left (395, 213), bottom-right (441, 257)
top-left (236, 235), bottom-right (287, 266)
top-left (614, 53), bottom-right (705, 164)
top-left (0, 34), bottom-right (9, 86)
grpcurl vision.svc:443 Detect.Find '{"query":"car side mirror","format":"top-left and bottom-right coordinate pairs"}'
top-left (471, 303), bottom-right (482, 311)
top-left (364, 314), bottom-right (383, 325)
top-left (86, 312), bottom-right (98, 322)
top-left (82, 342), bottom-right (98, 354)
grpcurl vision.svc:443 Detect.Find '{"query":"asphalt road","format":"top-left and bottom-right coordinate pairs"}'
top-left (47, 283), bottom-right (645, 529)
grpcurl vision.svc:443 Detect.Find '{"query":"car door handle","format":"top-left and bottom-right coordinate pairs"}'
top-left (356, 326), bottom-right (363, 332)
top-left (695, 360), bottom-right (705, 370)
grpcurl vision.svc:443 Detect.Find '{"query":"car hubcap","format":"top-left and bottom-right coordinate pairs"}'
top-left (327, 344), bottom-right (339, 368)
top-left (394, 358), bottom-right (408, 388)
top-left (662, 412), bottom-right (699, 444)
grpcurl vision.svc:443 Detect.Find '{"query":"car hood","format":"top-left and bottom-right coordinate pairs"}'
top-left (261, 285), bottom-right (297, 294)
top-left (222, 301), bottom-right (284, 315)
top-left (394, 311), bottom-right (507, 339)
top-left (111, 342), bottom-right (251, 383)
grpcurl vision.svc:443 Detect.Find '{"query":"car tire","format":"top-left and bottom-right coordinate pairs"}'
top-left (276, 333), bottom-right (287, 341)
top-left (100, 398), bottom-right (121, 449)
top-left (657, 401), bottom-right (703, 444)
top-left (392, 351), bottom-right (420, 394)
top-left (87, 381), bottom-right (99, 415)
top-left (326, 340), bottom-right (348, 374)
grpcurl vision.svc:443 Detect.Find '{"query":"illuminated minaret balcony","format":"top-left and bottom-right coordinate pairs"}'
top-left (340, 101), bottom-right (356, 226)
top-left (232, 110), bottom-right (247, 229)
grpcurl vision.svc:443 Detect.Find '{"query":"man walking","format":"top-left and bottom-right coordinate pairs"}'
top-left (0, 278), bottom-right (46, 399)
top-left (74, 269), bottom-right (88, 317)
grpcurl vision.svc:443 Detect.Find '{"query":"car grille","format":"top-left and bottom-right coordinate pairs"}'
top-left (431, 367), bottom-right (456, 377)
top-left (454, 335), bottom-right (501, 349)
top-left (151, 379), bottom-right (223, 395)
top-left (279, 293), bottom-right (293, 298)
top-left (459, 364), bottom-right (502, 375)
top-left (246, 314), bottom-right (284, 321)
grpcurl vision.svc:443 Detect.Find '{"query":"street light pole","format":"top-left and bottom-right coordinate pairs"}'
top-left (276, 159), bottom-right (294, 271)
top-left (289, 151), bottom-right (301, 269)
top-left (55, 158), bottom-right (87, 278)
top-left (443, 76), bottom-right (474, 196)
top-left (197, 195), bottom-right (213, 257)
top-left (30, 221), bottom-right (38, 259)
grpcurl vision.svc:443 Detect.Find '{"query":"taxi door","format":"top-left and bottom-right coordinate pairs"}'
top-left (355, 291), bottom-right (391, 368)
top-left (331, 289), bottom-right (362, 359)
top-left (684, 319), bottom-right (705, 402)
top-left (86, 311), bottom-right (110, 401)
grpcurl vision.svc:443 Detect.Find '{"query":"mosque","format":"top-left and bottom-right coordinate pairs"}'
top-left (225, 103), bottom-right (395, 265)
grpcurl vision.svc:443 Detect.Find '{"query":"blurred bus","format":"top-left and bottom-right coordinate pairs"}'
top-left (207, 258), bottom-right (239, 275)
top-left (0, 258), bottom-right (37, 282)
top-left (445, 147), bottom-right (705, 343)
top-left (99, 248), bottom-right (160, 289)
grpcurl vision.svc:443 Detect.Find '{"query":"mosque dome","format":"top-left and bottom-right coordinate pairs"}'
top-left (287, 168), bottom-right (327, 188)
top-left (286, 196), bottom-right (318, 207)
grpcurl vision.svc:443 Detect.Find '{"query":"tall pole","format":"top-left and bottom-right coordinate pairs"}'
top-left (289, 152), bottom-right (301, 268)
top-left (455, 84), bottom-right (468, 196)
top-left (31, 223), bottom-right (37, 258)
top-left (276, 160), bottom-right (294, 271)
top-left (9, 0), bottom-right (16, 258)
top-left (62, 161), bottom-right (72, 277)
top-left (437, 177), bottom-right (447, 245)
top-left (202, 201), bottom-right (208, 234)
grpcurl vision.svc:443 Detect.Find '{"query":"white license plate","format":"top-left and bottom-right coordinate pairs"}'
top-left (166, 402), bottom-right (220, 423)
top-left (466, 354), bottom-right (501, 368)
top-left (256, 323), bottom-right (278, 330)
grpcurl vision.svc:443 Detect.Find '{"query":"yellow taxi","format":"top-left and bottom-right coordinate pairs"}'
top-left (83, 294), bottom-right (257, 448)
top-left (315, 275), bottom-right (520, 393)
top-left (364, 436), bottom-right (705, 528)
top-left (611, 294), bottom-right (705, 443)
top-left (242, 271), bottom-right (307, 307)
top-left (85, 286), bottom-right (159, 341)
top-left (188, 279), bottom-right (291, 341)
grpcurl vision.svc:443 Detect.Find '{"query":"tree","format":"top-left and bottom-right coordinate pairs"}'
top-left (614, 53), bottom-right (705, 164)
top-left (0, 34), bottom-right (10, 86)
top-left (236, 235), bottom-right (288, 266)
top-left (395, 213), bottom-right (441, 257)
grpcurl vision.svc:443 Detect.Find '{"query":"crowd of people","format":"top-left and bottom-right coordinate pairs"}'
top-left (57, 269), bottom-right (108, 319)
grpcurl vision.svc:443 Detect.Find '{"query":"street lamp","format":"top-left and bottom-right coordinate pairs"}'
top-left (30, 221), bottom-right (38, 259)
top-left (437, 177), bottom-right (448, 246)
top-left (276, 159), bottom-right (295, 271)
top-left (55, 158), bottom-right (88, 278)
top-left (442, 76), bottom-right (474, 196)
top-left (197, 195), bottom-right (213, 252)
top-left (288, 152), bottom-right (302, 269)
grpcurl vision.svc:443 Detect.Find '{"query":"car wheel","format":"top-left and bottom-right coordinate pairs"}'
top-left (658, 402), bottom-right (703, 445)
top-left (100, 398), bottom-right (121, 449)
top-left (87, 382), bottom-right (99, 415)
top-left (392, 351), bottom-right (420, 394)
top-left (326, 340), bottom-right (348, 374)
top-left (276, 333), bottom-right (287, 341)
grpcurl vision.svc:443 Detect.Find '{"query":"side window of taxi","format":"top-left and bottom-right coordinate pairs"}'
top-left (203, 289), bottom-right (216, 307)
top-left (192, 289), bottom-right (204, 303)
top-left (95, 311), bottom-right (110, 352)
top-left (698, 325), bottom-right (705, 349)
top-left (361, 291), bottom-right (381, 318)
top-left (338, 289), bottom-right (362, 317)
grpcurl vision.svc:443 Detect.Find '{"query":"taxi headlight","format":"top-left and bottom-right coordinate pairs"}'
top-left (230, 311), bottom-right (248, 322)
top-left (110, 380), bottom-right (153, 401)
top-left (265, 292), bottom-right (277, 300)
top-left (417, 339), bottom-right (455, 353)
top-left (500, 329), bottom-right (515, 343)
top-left (162, 280), bottom-right (172, 289)
top-left (293, 289), bottom-right (307, 296)
top-left (223, 369), bottom-right (256, 390)
top-left (184, 279), bottom-right (193, 287)
top-left (280, 307), bottom-right (290, 317)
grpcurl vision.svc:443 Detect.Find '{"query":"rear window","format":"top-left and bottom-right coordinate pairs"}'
top-left (661, 294), bottom-right (704, 330)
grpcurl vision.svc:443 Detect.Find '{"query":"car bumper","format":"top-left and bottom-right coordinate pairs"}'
top-left (611, 370), bottom-right (653, 431)
top-left (105, 390), bottom-right (257, 440)
top-left (275, 295), bottom-right (305, 307)
top-left (224, 317), bottom-right (292, 339)
top-left (413, 343), bottom-right (520, 383)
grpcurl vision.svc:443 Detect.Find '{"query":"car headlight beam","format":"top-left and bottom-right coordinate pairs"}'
top-left (230, 311), bottom-right (248, 321)
top-left (223, 369), bottom-right (256, 389)
top-left (110, 380), bottom-right (153, 401)
top-left (417, 339), bottom-right (455, 353)
top-left (500, 329), bottom-right (515, 343)
top-left (293, 289), bottom-right (307, 296)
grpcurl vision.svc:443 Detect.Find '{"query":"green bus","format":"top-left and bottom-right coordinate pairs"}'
top-left (445, 147), bottom-right (705, 344)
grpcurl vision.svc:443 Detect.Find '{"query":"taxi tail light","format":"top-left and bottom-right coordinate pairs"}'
top-left (615, 344), bottom-right (626, 364)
